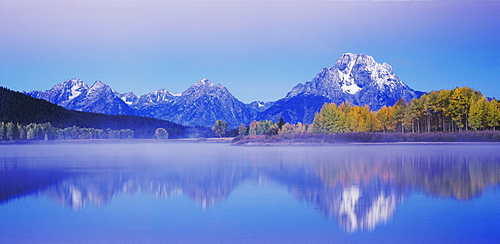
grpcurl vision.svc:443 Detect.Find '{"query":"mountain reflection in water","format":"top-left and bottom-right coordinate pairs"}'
top-left (0, 142), bottom-right (499, 233)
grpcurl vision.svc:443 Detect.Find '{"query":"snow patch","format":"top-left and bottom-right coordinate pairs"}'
top-left (69, 86), bottom-right (82, 100)
top-left (337, 67), bottom-right (362, 95)
top-left (342, 83), bottom-right (362, 95)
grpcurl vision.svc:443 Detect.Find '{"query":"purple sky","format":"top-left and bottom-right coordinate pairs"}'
top-left (1, 0), bottom-right (499, 103)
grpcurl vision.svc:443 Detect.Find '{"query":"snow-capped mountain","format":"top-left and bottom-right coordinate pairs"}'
top-left (138, 79), bottom-right (255, 128)
top-left (116, 92), bottom-right (139, 106)
top-left (26, 79), bottom-right (135, 115)
top-left (26, 78), bottom-right (256, 128)
top-left (258, 53), bottom-right (421, 123)
top-left (25, 53), bottom-right (422, 127)
top-left (66, 81), bottom-right (136, 115)
top-left (246, 101), bottom-right (275, 113)
top-left (25, 78), bottom-right (89, 107)
top-left (132, 89), bottom-right (178, 109)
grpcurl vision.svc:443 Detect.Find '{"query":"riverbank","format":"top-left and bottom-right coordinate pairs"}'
top-left (2, 132), bottom-right (500, 146)
top-left (232, 131), bottom-right (500, 146)
top-left (0, 137), bottom-right (235, 145)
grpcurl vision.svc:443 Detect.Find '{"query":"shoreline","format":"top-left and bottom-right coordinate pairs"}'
top-left (232, 132), bottom-right (500, 146)
top-left (1, 138), bottom-right (499, 147)
top-left (2, 131), bottom-right (500, 146)
top-left (231, 141), bottom-right (500, 146)
top-left (0, 137), bottom-right (235, 145)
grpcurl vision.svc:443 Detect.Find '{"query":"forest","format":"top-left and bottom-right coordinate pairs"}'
top-left (0, 86), bottom-right (210, 140)
top-left (2, 85), bottom-right (500, 141)
top-left (232, 87), bottom-right (500, 144)
top-left (312, 87), bottom-right (499, 134)
top-left (233, 87), bottom-right (499, 137)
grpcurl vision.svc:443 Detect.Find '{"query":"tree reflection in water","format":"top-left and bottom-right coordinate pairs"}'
top-left (1, 143), bottom-right (499, 233)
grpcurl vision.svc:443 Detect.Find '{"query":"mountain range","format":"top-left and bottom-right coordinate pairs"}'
top-left (0, 86), bottom-right (192, 138)
top-left (25, 53), bottom-right (422, 127)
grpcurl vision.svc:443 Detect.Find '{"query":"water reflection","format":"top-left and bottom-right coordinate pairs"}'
top-left (1, 143), bottom-right (499, 233)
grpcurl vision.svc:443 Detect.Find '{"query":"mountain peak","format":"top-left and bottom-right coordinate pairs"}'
top-left (195, 78), bottom-right (214, 86)
top-left (259, 53), bottom-right (420, 123)
top-left (334, 53), bottom-right (375, 72)
top-left (90, 80), bottom-right (107, 89)
top-left (65, 78), bottom-right (85, 86)
top-left (55, 78), bottom-right (88, 91)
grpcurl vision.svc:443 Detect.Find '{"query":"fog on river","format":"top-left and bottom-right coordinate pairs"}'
top-left (1, 142), bottom-right (499, 243)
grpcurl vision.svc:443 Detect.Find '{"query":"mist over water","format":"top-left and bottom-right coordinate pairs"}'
top-left (1, 142), bottom-right (499, 243)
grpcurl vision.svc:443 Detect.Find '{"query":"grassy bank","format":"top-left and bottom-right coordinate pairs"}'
top-left (232, 131), bottom-right (500, 145)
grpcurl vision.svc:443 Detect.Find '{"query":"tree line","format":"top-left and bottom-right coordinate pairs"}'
top-left (0, 121), bottom-right (173, 141)
top-left (312, 87), bottom-right (499, 134)
top-left (226, 87), bottom-right (499, 138)
top-left (0, 86), bottom-right (207, 138)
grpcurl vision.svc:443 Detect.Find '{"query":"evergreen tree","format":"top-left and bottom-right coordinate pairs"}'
top-left (277, 117), bottom-right (285, 130)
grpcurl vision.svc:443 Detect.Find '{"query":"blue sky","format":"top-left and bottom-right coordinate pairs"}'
top-left (1, 0), bottom-right (499, 103)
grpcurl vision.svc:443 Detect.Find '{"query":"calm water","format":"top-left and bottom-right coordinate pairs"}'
top-left (0, 142), bottom-right (499, 243)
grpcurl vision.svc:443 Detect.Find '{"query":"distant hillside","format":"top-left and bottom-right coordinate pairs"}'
top-left (0, 86), bottom-right (198, 138)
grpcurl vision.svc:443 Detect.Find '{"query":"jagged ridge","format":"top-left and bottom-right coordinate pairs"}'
top-left (25, 53), bottom-right (422, 127)
top-left (259, 53), bottom-right (421, 123)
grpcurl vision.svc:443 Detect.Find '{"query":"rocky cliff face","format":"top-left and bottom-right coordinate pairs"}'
top-left (26, 79), bottom-right (135, 115)
top-left (25, 53), bottom-right (422, 126)
top-left (137, 79), bottom-right (255, 128)
top-left (259, 53), bottom-right (421, 123)
top-left (26, 78), bottom-right (255, 127)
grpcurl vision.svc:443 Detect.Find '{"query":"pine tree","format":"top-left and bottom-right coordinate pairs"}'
top-left (277, 117), bottom-right (285, 130)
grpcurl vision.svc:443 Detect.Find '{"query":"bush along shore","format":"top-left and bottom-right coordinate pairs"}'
top-left (232, 131), bottom-right (500, 145)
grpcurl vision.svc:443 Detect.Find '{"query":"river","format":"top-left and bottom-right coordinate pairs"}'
top-left (1, 141), bottom-right (499, 243)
